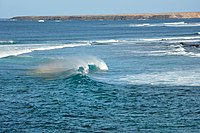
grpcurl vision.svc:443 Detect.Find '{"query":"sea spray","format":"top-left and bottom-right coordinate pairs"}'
top-left (34, 55), bottom-right (108, 79)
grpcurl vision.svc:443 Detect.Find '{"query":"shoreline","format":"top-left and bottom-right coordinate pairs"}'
top-left (11, 12), bottom-right (200, 21)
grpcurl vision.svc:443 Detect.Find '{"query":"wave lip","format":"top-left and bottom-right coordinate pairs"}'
top-left (34, 56), bottom-right (108, 79)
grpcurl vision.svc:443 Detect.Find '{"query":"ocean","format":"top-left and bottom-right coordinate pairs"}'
top-left (0, 18), bottom-right (200, 132)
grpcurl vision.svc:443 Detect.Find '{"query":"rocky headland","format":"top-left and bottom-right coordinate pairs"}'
top-left (12, 12), bottom-right (200, 21)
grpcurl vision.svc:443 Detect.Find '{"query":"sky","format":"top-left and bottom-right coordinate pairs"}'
top-left (0, 0), bottom-right (200, 18)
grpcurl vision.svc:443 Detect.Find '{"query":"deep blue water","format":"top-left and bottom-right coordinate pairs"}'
top-left (0, 19), bottom-right (200, 132)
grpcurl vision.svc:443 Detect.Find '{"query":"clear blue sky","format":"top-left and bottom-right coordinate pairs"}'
top-left (0, 0), bottom-right (200, 18)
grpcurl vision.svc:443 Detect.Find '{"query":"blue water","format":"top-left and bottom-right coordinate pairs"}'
top-left (0, 19), bottom-right (200, 132)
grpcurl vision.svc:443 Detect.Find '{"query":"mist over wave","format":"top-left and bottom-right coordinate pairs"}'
top-left (33, 55), bottom-right (108, 79)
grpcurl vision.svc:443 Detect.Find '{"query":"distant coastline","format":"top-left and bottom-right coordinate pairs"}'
top-left (12, 12), bottom-right (200, 20)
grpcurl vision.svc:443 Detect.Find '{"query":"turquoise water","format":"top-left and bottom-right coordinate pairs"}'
top-left (0, 19), bottom-right (200, 132)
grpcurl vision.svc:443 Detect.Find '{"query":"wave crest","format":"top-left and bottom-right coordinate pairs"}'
top-left (138, 36), bottom-right (200, 44)
top-left (0, 40), bottom-right (15, 44)
top-left (129, 22), bottom-right (200, 27)
top-left (34, 56), bottom-right (108, 79)
top-left (88, 39), bottom-right (121, 45)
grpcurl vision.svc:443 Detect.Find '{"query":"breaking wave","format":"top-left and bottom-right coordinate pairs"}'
top-left (129, 22), bottom-right (200, 27)
top-left (127, 35), bottom-right (200, 58)
top-left (0, 40), bottom-right (15, 44)
top-left (88, 39), bottom-right (121, 45)
top-left (0, 39), bottom-right (123, 59)
top-left (147, 44), bottom-right (200, 58)
top-left (33, 56), bottom-right (108, 79)
top-left (0, 43), bottom-right (91, 58)
top-left (137, 36), bottom-right (200, 44)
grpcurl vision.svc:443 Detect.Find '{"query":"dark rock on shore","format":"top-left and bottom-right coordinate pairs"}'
top-left (180, 42), bottom-right (200, 48)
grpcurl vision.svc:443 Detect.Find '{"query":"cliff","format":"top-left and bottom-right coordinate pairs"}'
top-left (12, 12), bottom-right (200, 20)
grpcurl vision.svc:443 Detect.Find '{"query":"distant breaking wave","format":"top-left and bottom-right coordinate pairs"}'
top-left (0, 40), bottom-right (15, 44)
top-left (93, 39), bottom-right (120, 44)
top-left (134, 35), bottom-right (200, 57)
top-left (0, 43), bottom-right (91, 58)
top-left (137, 36), bottom-right (200, 43)
top-left (34, 56), bottom-right (108, 79)
top-left (0, 39), bottom-right (125, 58)
top-left (129, 22), bottom-right (200, 27)
top-left (87, 39), bottom-right (122, 45)
top-left (123, 35), bottom-right (200, 58)
top-left (147, 44), bottom-right (200, 58)
top-left (0, 36), bottom-right (199, 59)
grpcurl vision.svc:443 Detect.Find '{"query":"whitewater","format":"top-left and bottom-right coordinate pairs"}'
top-left (0, 18), bottom-right (200, 132)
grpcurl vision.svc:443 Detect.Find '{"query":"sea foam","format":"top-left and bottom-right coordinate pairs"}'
top-left (147, 44), bottom-right (200, 58)
top-left (0, 43), bottom-right (91, 58)
top-left (119, 70), bottom-right (200, 86)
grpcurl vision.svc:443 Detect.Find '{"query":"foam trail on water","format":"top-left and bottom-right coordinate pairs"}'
top-left (0, 43), bottom-right (91, 58)
top-left (34, 56), bottom-right (108, 79)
